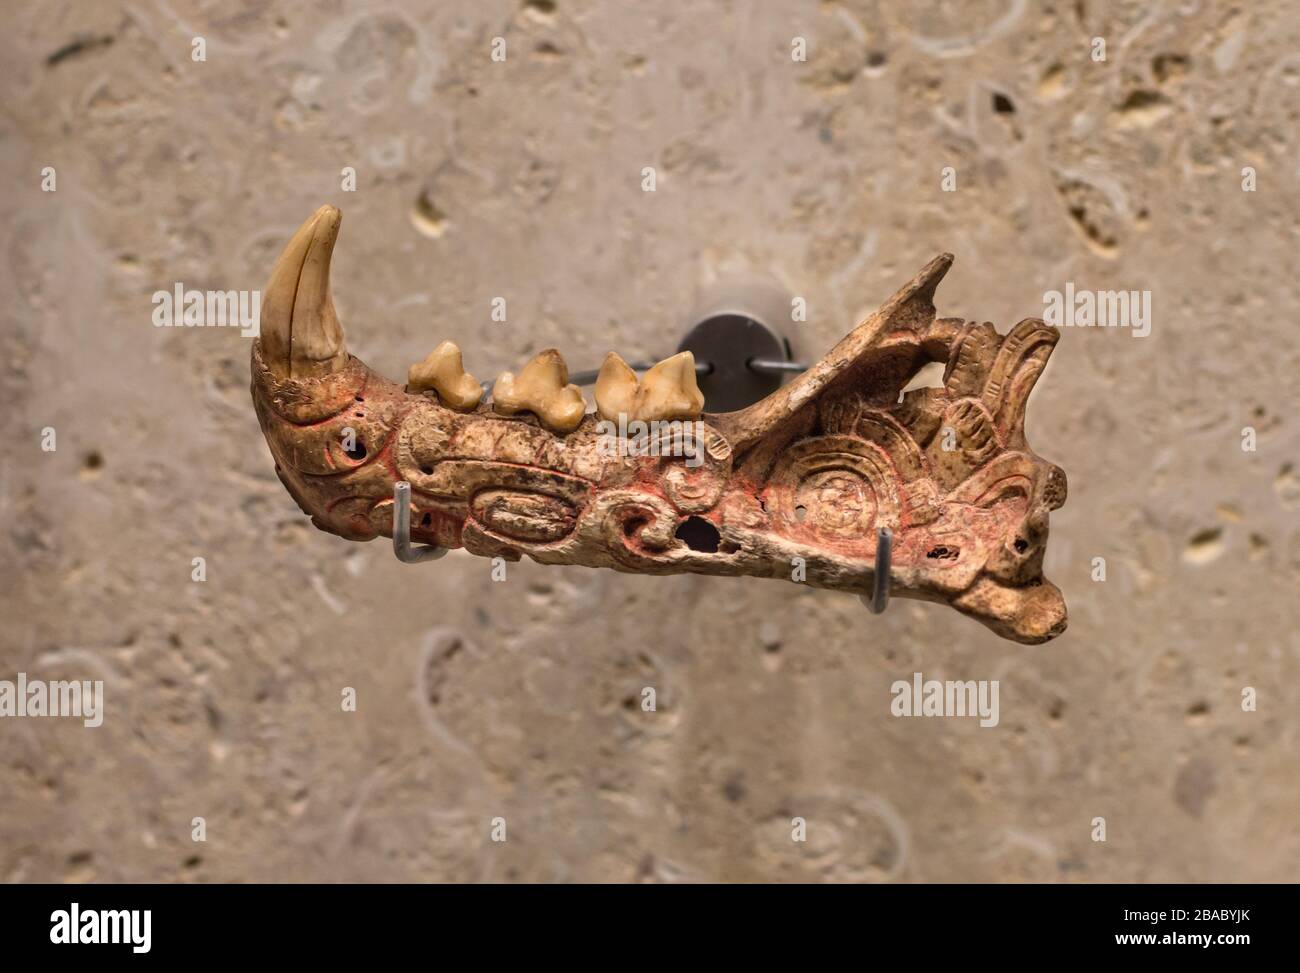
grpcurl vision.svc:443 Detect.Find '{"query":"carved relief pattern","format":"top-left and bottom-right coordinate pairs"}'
top-left (252, 208), bottom-right (1068, 643)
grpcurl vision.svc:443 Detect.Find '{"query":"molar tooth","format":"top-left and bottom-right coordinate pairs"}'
top-left (408, 341), bottom-right (483, 410)
top-left (594, 351), bottom-right (639, 421)
top-left (491, 348), bottom-right (587, 433)
top-left (634, 351), bottom-right (704, 421)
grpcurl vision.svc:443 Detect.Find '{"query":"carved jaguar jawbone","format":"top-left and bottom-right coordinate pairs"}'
top-left (252, 206), bottom-right (1068, 644)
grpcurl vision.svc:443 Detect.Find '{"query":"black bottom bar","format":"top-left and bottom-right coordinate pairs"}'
top-left (0, 883), bottom-right (1288, 960)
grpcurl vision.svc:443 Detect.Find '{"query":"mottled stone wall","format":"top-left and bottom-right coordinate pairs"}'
top-left (1, 0), bottom-right (1296, 882)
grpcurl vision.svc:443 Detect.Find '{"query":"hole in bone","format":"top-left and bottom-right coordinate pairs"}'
top-left (344, 439), bottom-right (367, 461)
top-left (926, 546), bottom-right (959, 560)
top-left (794, 504), bottom-right (808, 522)
top-left (1013, 537), bottom-right (1029, 554)
top-left (421, 513), bottom-right (432, 528)
top-left (900, 361), bottom-right (947, 395)
top-left (675, 516), bottom-right (721, 553)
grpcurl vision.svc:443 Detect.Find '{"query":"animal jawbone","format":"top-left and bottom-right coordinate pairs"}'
top-left (251, 206), bottom-right (1069, 644)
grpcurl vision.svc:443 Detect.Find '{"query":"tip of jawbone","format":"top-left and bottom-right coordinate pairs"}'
top-left (954, 576), bottom-right (1068, 644)
top-left (258, 205), bottom-right (348, 380)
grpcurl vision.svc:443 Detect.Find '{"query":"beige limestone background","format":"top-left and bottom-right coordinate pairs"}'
top-left (1, 0), bottom-right (1297, 883)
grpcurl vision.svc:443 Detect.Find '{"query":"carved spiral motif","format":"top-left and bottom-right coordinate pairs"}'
top-left (767, 435), bottom-right (902, 540)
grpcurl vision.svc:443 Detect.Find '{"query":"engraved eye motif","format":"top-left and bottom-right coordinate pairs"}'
top-left (470, 489), bottom-right (577, 543)
top-left (972, 475), bottom-right (1032, 510)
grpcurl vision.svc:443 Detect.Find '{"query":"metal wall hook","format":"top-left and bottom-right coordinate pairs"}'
top-left (489, 353), bottom-right (805, 398)
top-left (392, 481), bottom-right (447, 563)
top-left (567, 358), bottom-right (714, 387)
top-left (474, 278), bottom-right (809, 408)
top-left (572, 356), bottom-right (804, 387)
top-left (747, 357), bottom-right (806, 375)
top-left (860, 526), bottom-right (892, 614)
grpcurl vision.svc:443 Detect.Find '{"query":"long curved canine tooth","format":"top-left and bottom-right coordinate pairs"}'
top-left (635, 351), bottom-right (704, 421)
top-left (595, 350), bottom-right (705, 422)
top-left (259, 205), bottom-right (348, 379)
top-left (594, 351), bottom-right (639, 421)
top-left (492, 348), bottom-right (587, 433)
top-left (408, 341), bottom-right (483, 411)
